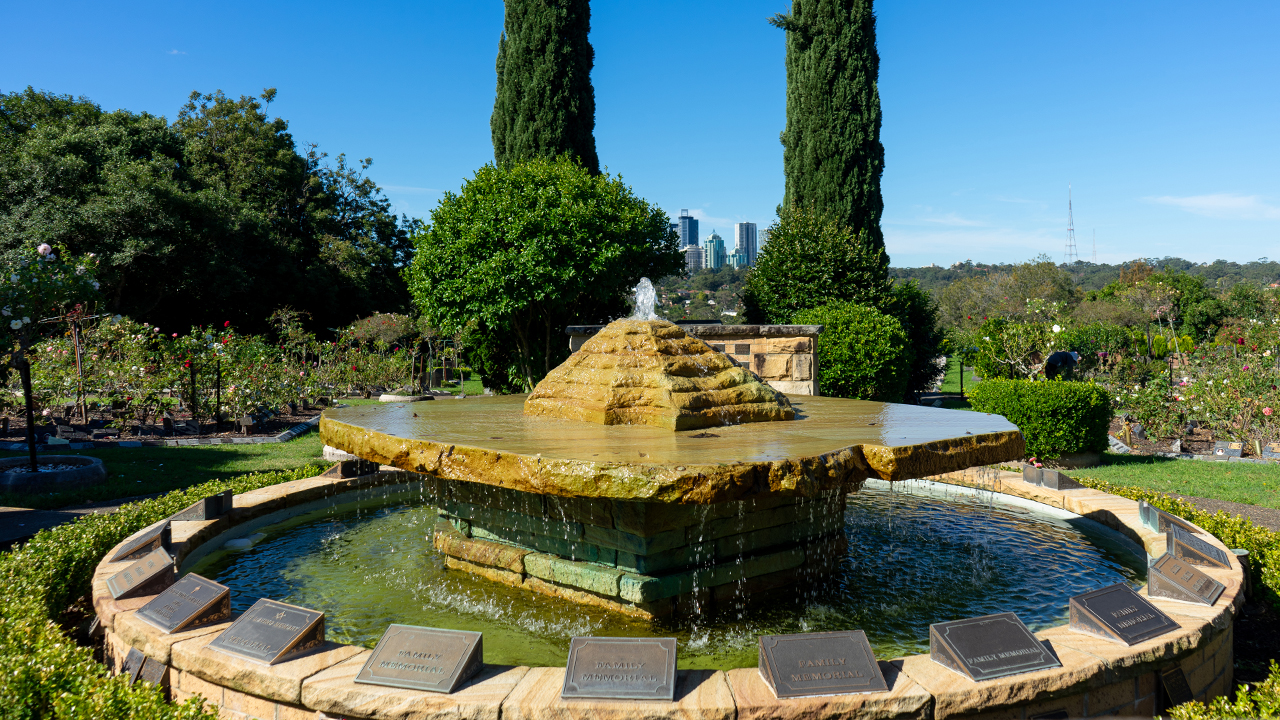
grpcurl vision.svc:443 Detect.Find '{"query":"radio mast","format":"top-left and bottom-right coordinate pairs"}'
top-left (1064, 186), bottom-right (1078, 264)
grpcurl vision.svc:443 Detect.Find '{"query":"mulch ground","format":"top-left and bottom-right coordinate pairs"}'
top-left (0, 406), bottom-right (323, 445)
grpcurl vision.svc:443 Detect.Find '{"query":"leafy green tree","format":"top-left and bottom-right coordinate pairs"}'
top-left (884, 280), bottom-right (945, 397)
top-left (793, 300), bottom-right (909, 401)
top-left (407, 156), bottom-right (682, 391)
top-left (0, 87), bottom-right (415, 334)
top-left (742, 205), bottom-right (891, 324)
top-left (770, 0), bottom-right (885, 250)
top-left (491, 0), bottom-right (599, 174)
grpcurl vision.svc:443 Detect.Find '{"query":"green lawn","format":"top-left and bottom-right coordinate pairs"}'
top-left (0, 433), bottom-right (326, 510)
top-left (1065, 453), bottom-right (1280, 509)
top-left (937, 357), bottom-right (980, 394)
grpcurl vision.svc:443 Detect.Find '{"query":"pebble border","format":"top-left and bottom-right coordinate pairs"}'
top-left (91, 466), bottom-right (1245, 720)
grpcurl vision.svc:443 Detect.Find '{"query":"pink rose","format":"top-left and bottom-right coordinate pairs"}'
top-left (1266, 407), bottom-right (1274, 416)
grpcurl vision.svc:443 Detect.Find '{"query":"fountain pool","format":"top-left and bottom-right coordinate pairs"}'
top-left (187, 478), bottom-right (1146, 669)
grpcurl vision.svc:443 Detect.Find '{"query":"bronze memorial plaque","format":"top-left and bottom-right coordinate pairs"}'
top-left (1168, 526), bottom-right (1231, 569)
top-left (1148, 553), bottom-right (1225, 606)
top-left (207, 598), bottom-right (325, 665)
top-left (106, 547), bottom-right (176, 600)
top-left (561, 636), bottom-right (677, 700)
top-left (136, 574), bottom-right (231, 633)
top-left (121, 646), bottom-right (145, 684)
top-left (1160, 664), bottom-right (1194, 707)
top-left (929, 612), bottom-right (1061, 681)
top-left (355, 624), bottom-right (483, 693)
top-left (758, 630), bottom-right (889, 698)
top-left (1139, 501), bottom-right (1199, 535)
top-left (1069, 584), bottom-right (1179, 645)
top-left (171, 490), bottom-right (233, 522)
top-left (136, 656), bottom-right (170, 688)
top-left (110, 521), bottom-right (171, 562)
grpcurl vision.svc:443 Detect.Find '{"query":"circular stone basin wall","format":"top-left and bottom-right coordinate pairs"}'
top-left (92, 467), bottom-right (1245, 720)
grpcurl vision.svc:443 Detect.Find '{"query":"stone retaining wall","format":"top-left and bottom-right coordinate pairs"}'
top-left (434, 481), bottom-right (846, 618)
top-left (92, 466), bottom-right (1244, 720)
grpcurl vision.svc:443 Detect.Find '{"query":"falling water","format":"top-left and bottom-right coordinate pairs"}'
top-left (631, 277), bottom-right (658, 320)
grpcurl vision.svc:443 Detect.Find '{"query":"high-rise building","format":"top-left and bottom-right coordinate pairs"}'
top-left (678, 209), bottom-right (699, 248)
top-left (728, 249), bottom-right (749, 269)
top-left (683, 245), bottom-right (703, 274)
top-left (733, 222), bottom-right (758, 265)
top-left (702, 231), bottom-right (726, 270)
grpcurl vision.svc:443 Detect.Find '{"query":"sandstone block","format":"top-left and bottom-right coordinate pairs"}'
top-left (433, 521), bottom-right (530, 573)
top-left (585, 524), bottom-right (686, 555)
top-left (546, 495), bottom-right (614, 529)
top-left (767, 337), bottom-right (812, 354)
top-left (792, 354), bottom-right (813, 381)
top-left (170, 632), bottom-right (362, 705)
top-left (114, 609), bottom-right (230, 664)
top-left (301, 650), bottom-right (528, 720)
top-left (616, 542), bottom-right (714, 575)
top-left (1085, 677), bottom-right (1137, 715)
top-left (754, 354), bottom-right (792, 379)
top-left (728, 661), bottom-right (930, 720)
top-left (501, 666), bottom-right (734, 720)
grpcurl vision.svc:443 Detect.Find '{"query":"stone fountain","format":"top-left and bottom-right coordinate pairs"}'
top-left (321, 285), bottom-right (1023, 619)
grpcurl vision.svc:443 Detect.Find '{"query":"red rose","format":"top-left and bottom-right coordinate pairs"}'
top-left (224, 321), bottom-right (231, 327)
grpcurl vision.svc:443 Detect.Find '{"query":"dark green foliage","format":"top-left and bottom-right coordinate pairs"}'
top-left (0, 464), bottom-right (323, 719)
top-left (793, 300), bottom-right (909, 401)
top-left (407, 156), bottom-right (682, 391)
top-left (883, 280), bottom-right (944, 398)
top-left (771, 0), bottom-right (885, 250)
top-left (743, 206), bottom-right (890, 324)
top-left (1058, 322), bottom-right (1133, 373)
top-left (967, 379), bottom-right (1113, 459)
top-left (0, 87), bottom-right (415, 335)
top-left (491, 0), bottom-right (599, 174)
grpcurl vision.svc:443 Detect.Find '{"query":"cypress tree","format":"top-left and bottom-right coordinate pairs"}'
top-left (771, 0), bottom-right (885, 251)
top-left (491, 0), bottom-right (599, 175)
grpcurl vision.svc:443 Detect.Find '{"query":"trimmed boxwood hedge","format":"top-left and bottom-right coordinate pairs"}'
top-left (0, 463), bottom-right (324, 720)
top-left (968, 378), bottom-right (1112, 460)
top-left (1075, 477), bottom-right (1280, 718)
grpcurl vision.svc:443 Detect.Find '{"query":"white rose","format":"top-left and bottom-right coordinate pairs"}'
top-left (21, 317), bottom-right (29, 324)
top-left (1052, 324), bottom-right (1061, 333)
top-left (8, 320), bottom-right (19, 330)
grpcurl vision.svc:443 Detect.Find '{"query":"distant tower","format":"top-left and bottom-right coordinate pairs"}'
top-left (678, 209), bottom-right (699, 248)
top-left (1092, 229), bottom-right (1097, 264)
top-left (1064, 186), bottom-right (1078, 264)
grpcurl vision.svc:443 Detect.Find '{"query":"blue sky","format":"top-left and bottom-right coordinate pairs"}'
top-left (4, 1), bottom-right (1277, 268)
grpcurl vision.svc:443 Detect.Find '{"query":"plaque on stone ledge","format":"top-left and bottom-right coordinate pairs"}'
top-left (121, 647), bottom-right (145, 684)
top-left (1168, 525), bottom-right (1231, 569)
top-left (106, 547), bottom-right (176, 600)
top-left (1148, 553), bottom-right (1225, 606)
top-left (136, 574), bottom-right (231, 633)
top-left (1139, 501), bottom-right (1199, 535)
top-left (207, 598), bottom-right (325, 665)
top-left (929, 612), bottom-right (1061, 681)
top-left (171, 490), bottom-right (233, 522)
top-left (355, 624), bottom-right (482, 693)
top-left (1069, 584), bottom-right (1179, 645)
top-left (758, 630), bottom-right (888, 698)
top-left (1160, 664), bottom-right (1194, 707)
top-left (1213, 441), bottom-right (1243, 458)
top-left (110, 521), bottom-right (171, 562)
top-left (561, 636), bottom-right (677, 700)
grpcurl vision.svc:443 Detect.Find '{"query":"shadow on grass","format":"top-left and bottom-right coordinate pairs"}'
top-left (0, 437), bottom-right (325, 510)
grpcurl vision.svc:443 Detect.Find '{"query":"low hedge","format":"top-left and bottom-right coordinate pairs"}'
top-left (793, 300), bottom-right (911, 402)
top-left (1076, 477), bottom-right (1280, 719)
top-left (968, 378), bottom-right (1112, 460)
top-left (0, 463), bottom-right (325, 720)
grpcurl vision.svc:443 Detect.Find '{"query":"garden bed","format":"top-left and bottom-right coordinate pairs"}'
top-left (0, 405), bottom-right (323, 449)
top-left (1110, 418), bottom-right (1273, 461)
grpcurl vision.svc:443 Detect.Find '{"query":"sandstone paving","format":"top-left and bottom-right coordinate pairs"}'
top-left (726, 661), bottom-right (931, 720)
top-left (897, 643), bottom-right (1106, 719)
top-left (114, 608), bottom-right (230, 664)
top-left (301, 651), bottom-right (528, 720)
top-left (500, 666), bottom-right (734, 720)
top-left (171, 631), bottom-right (363, 704)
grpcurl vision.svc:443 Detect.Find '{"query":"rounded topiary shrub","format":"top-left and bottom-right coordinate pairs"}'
top-left (793, 301), bottom-right (910, 402)
top-left (967, 378), bottom-right (1113, 460)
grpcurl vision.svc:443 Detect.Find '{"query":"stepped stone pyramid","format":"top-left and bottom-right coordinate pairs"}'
top-left (524, 318), bottom-right (795, 430)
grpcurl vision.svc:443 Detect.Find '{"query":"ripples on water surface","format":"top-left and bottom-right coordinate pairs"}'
top-left (190, 480), bottom-right (1145, 669)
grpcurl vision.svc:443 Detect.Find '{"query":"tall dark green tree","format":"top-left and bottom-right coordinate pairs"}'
top-left (771, 0), bottom-right (885, 251)
top-left (491, 0), bottom-right (599, 174)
